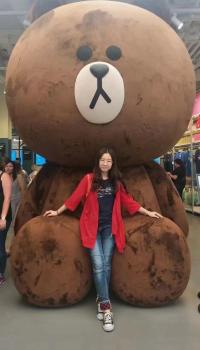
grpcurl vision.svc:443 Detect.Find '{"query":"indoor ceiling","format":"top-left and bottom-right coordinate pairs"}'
top-left (0, 0), bottom-right (200, 91)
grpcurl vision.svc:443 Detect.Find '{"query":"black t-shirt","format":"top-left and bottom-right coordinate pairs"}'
top-left (97, 179), bottom-right (115, 225)
top-left (172, 167), bottom-right (186, 188)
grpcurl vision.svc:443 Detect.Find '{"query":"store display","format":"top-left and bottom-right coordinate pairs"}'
top-left (182, 187), bottom-right (199, 206)
top-left (163, 95), bottom-right (200, 214)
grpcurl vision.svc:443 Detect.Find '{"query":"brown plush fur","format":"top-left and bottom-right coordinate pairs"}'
top-left (6, 1), bottom-right (195, 306)
top-left (112, 216), bottom-right (190, 306)
top-left (11, 215), bottom-right (91, 306)
top-left (6, 2), bottom-right (195, 167)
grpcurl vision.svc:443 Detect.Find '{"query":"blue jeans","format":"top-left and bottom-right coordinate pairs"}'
top-left (88, 224), bottom-right (115, 303)
top-left (0, 220), bottom-right (11, 275)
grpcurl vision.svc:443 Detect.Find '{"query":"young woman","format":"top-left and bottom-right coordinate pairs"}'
top-left (0, 160), bottom-right (12, 286)
top-left (5, 161), bottom-right (28, 255)
top-left (11, 162), bottom-right (27, 221)
top-left (44, 147), bottom-right (162, 332)
top-left (5, 161), bottom-right (27, 223)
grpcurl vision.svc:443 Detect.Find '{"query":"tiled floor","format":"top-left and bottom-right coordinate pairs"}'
top-left (1, 214), bottom-right (200, 350)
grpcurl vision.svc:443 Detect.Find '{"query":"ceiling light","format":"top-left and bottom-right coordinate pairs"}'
top-left (171, 14), bottom-right (183, 30)
top-left (23, 19), bottom-right (31, 27)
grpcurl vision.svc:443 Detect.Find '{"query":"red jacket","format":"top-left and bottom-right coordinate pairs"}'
top-left (64, 173), bottom-right (141, 253)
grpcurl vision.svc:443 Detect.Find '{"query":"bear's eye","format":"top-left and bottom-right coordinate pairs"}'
top-left (106, 46), bottom-right (122, 61)
top-left (76, 46), bottom-right (92, 61)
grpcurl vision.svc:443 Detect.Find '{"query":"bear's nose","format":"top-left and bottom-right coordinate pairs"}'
top-left (90, 63), bottom-right (109, 78)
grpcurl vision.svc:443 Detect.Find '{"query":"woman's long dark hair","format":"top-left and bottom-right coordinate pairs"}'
top-left (4, 159), bottom-right (17, 180)
top-left (92, 147), bottom-right (126, 192)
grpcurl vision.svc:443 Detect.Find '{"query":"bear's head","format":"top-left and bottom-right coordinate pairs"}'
top-left (5, 1), bottom-right (195, 168)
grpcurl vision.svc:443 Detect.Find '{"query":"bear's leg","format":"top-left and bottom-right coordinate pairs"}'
top-left (11, 215), bottom-right (92, 306)
top-left (111, 215), bottom-right (190, 306)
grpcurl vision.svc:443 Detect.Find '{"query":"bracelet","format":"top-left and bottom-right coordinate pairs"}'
top-left (56, 210), bottom-right (59, 216)
top-left (1, 217), bottom-right (6, 221)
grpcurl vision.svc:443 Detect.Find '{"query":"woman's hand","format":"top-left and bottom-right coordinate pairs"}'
top-left (166, 172), bottom-right (177, 181)
top-left (0, 218), bottom-right (6, 230)
top-left (138, 207), bottom-right (163, 218)
top-left (146, 211), bottom-right (163, 219)
top-left (43, 210), bottom-right (58, 217)
top-left (43, 205), bottom-right (66, 217)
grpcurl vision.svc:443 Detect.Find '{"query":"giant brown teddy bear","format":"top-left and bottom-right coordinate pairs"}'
top-left (5, 1), bottom-right (195, 307)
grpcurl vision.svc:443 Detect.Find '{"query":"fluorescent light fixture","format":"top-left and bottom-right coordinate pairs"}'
top-left (23, 19), bottom-right (31, 27)
top-left (171, 14), bottom-right (183, 30)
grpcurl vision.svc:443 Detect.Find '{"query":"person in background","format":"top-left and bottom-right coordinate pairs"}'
top-left (0, 161), bottom-right (3, 175)
top-left (28, 164), bottom-right (39, 185)
top-left (0, 157), bottom-right (9, 175)
top-left (0, 161), bottom-right (12, 285)
top-left (5, 161), bottom-right (28, 256)
top-left (44, 147), bottom-right (162, 332)
top-left (11, 162), bottom-right (27, 223)
top-left (167, 159), bottom-right (186, 199)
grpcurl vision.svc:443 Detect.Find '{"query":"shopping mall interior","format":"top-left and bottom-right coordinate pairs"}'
top-left (0, 0), bottom-right (200, 349)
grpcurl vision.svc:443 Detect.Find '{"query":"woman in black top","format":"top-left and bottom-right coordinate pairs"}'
top-left (0, 161), bottom-right (12, 286)
top-left (167, 159), bottom-right (186, 199)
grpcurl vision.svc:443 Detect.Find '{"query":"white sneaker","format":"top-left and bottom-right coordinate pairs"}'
top-left (96, 299), bottom-right (112, 321)
top-left (102, 311), bottom-right (114, 332)
top-left (97, 302), bottom-right (104, 321)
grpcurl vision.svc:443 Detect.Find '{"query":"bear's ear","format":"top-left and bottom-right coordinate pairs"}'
top-left (25, 0), bottom-right (83, 25)
top-left (119, 0), bottom-right (173, 29)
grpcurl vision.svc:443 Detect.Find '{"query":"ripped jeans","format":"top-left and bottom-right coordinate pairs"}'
top-left (88, 224), bottom-right (115, 304)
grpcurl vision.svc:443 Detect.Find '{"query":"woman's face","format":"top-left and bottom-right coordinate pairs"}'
top-left (99, 153), bottom-right (113, 173)
top-left (4, 162), bottom-right (14, 175)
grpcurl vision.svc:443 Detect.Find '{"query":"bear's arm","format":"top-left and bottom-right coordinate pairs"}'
top-left (144, 161), bottom-right (188, 236)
